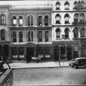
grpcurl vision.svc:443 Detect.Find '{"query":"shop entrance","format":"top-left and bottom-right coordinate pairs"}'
top-left (26, 47), bottom-right (34, 62)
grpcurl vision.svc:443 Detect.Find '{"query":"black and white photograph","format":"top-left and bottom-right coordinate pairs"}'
top-left (0, 0), bottom-right (86, 86)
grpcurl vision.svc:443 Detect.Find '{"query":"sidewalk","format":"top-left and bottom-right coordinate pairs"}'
top-left (3, 61), bottom-right (70, 69)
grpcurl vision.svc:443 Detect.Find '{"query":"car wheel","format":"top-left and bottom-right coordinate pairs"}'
top-left (73, 65), bottom-right (77, 69)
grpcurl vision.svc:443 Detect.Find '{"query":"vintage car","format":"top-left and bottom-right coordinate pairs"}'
top-left (69, 57), bottom-right (86, 69)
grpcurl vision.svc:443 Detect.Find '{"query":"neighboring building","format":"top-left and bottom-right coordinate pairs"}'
top-left (52, 0), bottom-right (86, 61)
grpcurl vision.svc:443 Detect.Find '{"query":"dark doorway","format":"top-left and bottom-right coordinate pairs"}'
top-left (26, 47), bottom-right (34, 62)
top-left (0, 45), bottom-right (2, 61)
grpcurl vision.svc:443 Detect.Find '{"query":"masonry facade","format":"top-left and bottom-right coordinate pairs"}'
top-left (0, 0), bottom-right (86, 62)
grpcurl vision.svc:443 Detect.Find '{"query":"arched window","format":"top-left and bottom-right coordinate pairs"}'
top-left (64, 1), bottom-right (70, 10)
top-left (80, 27), bottom-right (85, 37)
top-left (12, 16), bottom-right (17, 26)
top-left (28, 31), bottom-right (33, 42)
top-left (37, 16), bottom-right (42, 26)
top-left (38, 31), bottom-right (43, 42)
top-left (0, 14), bottom-right (6, 25)
top-left (73, 1), bottom-right (78, 9)
top-left (73, 27), bottom-right (78, 39)
top-left (44, 15), bottom-right (49, 26)
top-left (19, 16), bottom-right (23, 26)
top-left (64, 13), bottom-right (70, 24)
top-left (56, 28), bottom-right (61, 39)
top-left (1, 29), bottom-right (5, 40)
top-left (55, 14), bottom-right (61, 24)
top-left (74, 13), bottom-right (78, 23)
top-left (55, 1), bottom-right (61, 10)
top-left (80, 13), bottom-right (85, 23)
top-left (28, 15), bottom-right (33, 26)
top-left (45, 31), bottom-right (49, 42)
top-left (12, 31), bottom-right (17, 42)
top-left (64, 28), bottom-right (69, 39)
top-left (19, 31), bottom-right (23, 42)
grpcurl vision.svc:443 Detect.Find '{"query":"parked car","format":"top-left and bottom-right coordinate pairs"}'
top-left (69, 57), bottom-right (86, 69)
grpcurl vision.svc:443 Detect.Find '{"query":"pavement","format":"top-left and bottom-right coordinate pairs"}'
top-left (3, 61), bottom-right (70, 69)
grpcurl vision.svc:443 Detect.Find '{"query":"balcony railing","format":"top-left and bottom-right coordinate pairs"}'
top-left (72, 21), bottom-right (86, 25)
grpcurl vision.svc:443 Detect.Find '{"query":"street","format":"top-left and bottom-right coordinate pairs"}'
top-left (13, 67), bottom-right (86, 86)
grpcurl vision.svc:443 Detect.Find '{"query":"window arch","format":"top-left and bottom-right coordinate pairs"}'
top-left (19, 16), bottom-right (23, 26)
top-left (12, 31), bottom-right (17, 42)
top-left (64, 13), bottom-right (70, 24)
top-left (44, 15), bottom-right (49, 26)
top-left (1, 29), bottom-right (5, 40)
top-left (12, 16), bottom-right (17, 26)
top-left (80, 27), bottom-right (85, 37)
top-left (28, 31), bottom-right (33, 42)
top-left (74, 13), bottom-right (79, 23)
top-left (55, 1), bottom-right (61, 10)
top-left (56, 28), bottom-right (61, 39)
top-left (73, 27), bottom-right (78, 39)
top-left (19, 31), bottom-right (23, 42)
top-left (0, 14), bottom-right (6, 25)
top-left (37, 16), bottom-right (42, 26)
top-left (64, 1), bottom-right (70, 10)
top-left (55, 14), bottom-right (61, 24)
top-left (27, 15), bottom-right (33, 26)
top-left (45, 31), bottom-right (49, 42)
top-left (64, 28), bottom-right (69, 39)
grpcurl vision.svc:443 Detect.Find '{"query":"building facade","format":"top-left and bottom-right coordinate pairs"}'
top-left (0, 0), bottom-right (86, 62)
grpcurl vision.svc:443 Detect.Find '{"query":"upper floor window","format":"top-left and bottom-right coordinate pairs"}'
top-left (80, 13), bottom-right (85, 23)
top-left (64, 1), bottom-right (70, 10)
top-left (0, 14), bottom-right (6, 25)
top-left (12, 31), bottom-right (17, 42)
top-left (73, 1), bottom-right (78, 8)
top-left (37, 16), bottom-right (42, 26)
top-left (27, 15), bottom-right (33, 26)
top-left (55, 1), bottom-right (61, 10)
top-left (19, 31), bottom-right (23, 42)
top-left (28, 31), bottom-right (33, 42)
top-left (64, 13), bottom-right (70, 24)
top-left (64, 28), bottom-right (69, 39)
top-left (55, 14), bottom-right (61, 24)
top-left (19, 16), bottom-right (23, 26)
top-left (44, 15), bottom-right (49, 26)
top-left (45, 31), bottom-right (49, 42)
top-left (73, 27), bottom-right (78, 39)
top-left (1, 29), bottom-right (5, 41)
top-left (80, 27), bottom-right (85, 37)
top-left (74, 13), bottom-right (78, 23)
top-left (12, 16), bottom-right (17, 26)
top-left (56, 28), bottom-right (61, 39)
top-left (38, 31), bottom-right (43, 42)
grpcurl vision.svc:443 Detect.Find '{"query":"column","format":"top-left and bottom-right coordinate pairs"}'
top-left (34, 47), bottom-right (36, 57)
top-left (24, 47), bottom-right (26, 61)
top-left (65, 45), bottom-right (67, 60)
top-left (72, 45), bottom-right (74, 60)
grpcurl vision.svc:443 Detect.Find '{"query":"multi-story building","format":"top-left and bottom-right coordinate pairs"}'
top-left (0, 0), bottom-right (86, 62)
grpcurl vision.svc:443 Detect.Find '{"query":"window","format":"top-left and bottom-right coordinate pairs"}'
top-left (80, 27), bottom-right (85, 37)
top-left (45, 31), bottom-right (49, 42)
top-left (55, 1), bottom-right (61, 10)
top-left (38, 31), bottom-right (43, 42)
top-left (37, 16), bottom-right (42, 26)
top-left (12, 31), bottom-right (17, 42)
top-left (1, 29), bottom-right (5, 40)
top-left (56, 28), bottom-right (61, 39)
top-left (74, 1), bottom-right (78, 8)
top-left (55, 14), bottom-right (61, 24)
top-left (80, 13), bottom-right (85, 23)
top-left (74, 13), bottom-right (78, 23)
top-left (64, 14), bottom-right (70, 24)
top-left (0, 14), bottom-right (6, 25)
top-left (19, 16), bottom-right (23, 26)
top-left (28, 15), bottom-right (33, 26)
top-left (19, 31), bottom-right (23, 42)
top-left (28, 31), bottom-right (33, 42)
top-left (73, 27), bottom-right (78, 39)
top-left (64, 28), bottom-right (69, 39)
top-left (64, 1), bottom-right (70, 10)
top-left (12, 16), bottom-right (17, 26)
top-left (44, 15), bottom-right (49, 26)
